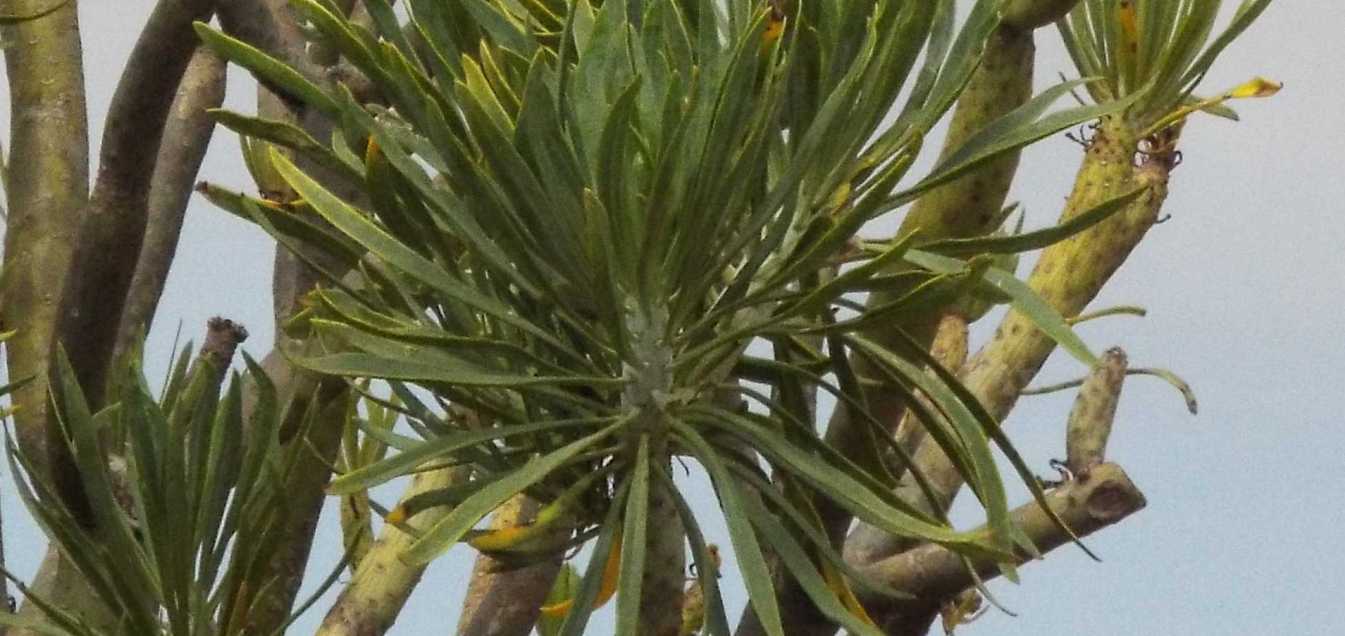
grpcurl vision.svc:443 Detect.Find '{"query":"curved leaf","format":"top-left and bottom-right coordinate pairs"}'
top-left (404, 422), bottom-right (622, 564)
top-left (904, 249), bottom-right (1099, 366)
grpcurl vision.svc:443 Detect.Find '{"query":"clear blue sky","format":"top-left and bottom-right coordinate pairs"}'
top-left (3, 2), bottom-right (1341, 634)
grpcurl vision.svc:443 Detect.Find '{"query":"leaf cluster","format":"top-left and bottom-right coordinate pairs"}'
top-left (191, 1), bottom-right (1184, 633)
top-left (2, 347), bottom-right (296, 636)
top-left (1059, 0), bottom-right (1272, 126)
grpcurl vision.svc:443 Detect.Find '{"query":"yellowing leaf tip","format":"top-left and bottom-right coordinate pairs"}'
top-left (1228, 76), bottom-right (1282, 99)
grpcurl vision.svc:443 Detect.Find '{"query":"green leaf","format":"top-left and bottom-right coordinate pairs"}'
top-left (50, 351), bottom-right (160, 629)
top-left (919, 185), bottom-right (1147, 256)
top-left (899, 329), bottom-right (1098, 561)
top-left (209, 109), bottom-right (364, 185)
top-left (538, 564), bottom-right (582, 636)
top-left (847, 332), bottom-right (1015, 547)
top-left (904, 0), bottom-right (1002, 135)
top-left (404, 423), bottom-right (622, 564)
top-left (329, 417), bottom-right (611, 494)
top-left (686, 406), bottom-right (978, 547)
top-left (740, 489), bottom-right (882, 636)
top-left (0, 608), bottom-right (84, 636)
top-left (905, 249), bottom-right (1099, 366)
top-left (890, 81), bottom-right (1141, 209)
top-left (724, 460), bottom-right (911, 602)
top-left (673, 420), bottom-right (783, 636)
top-left (267, 148), bottom-right (589, 367)
top-left (196, 182), bottom-right (364, 269)
top-left (193, 22), bottom-right (340, 116)
top-left (614, 436), bottom-right (649, 636)
top-left (657, 469), bottom-right (731, 636)
top-left (557, 478), bottom-right (628, 636)
top-left (1179, 0), bottom-right (1274, 89)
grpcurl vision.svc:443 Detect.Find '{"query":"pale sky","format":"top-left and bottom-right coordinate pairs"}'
top-left (3, 2), bottom-right (1342, 634)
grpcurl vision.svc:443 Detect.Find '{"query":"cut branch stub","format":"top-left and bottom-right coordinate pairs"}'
top-left (1066, 346), bottom-right (1127, 477)
top-left (856, 462), bottom-right (1146, 611)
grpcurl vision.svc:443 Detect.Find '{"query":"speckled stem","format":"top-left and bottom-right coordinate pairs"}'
top-left (745, 23), bottom-right (1046, 636)
top-left (957, 117), bottom-right (1161, 422)
top-left (895, 28), bottom-right (1039, 243)
top-left (1067, 347), bottom-right (1128, 477)
top-left (821, 24), bottom-right (1039, 524)
top-left (317, 466), bottom-right (466, 636)
top-left (859, 116), bottom-right (1175, 636)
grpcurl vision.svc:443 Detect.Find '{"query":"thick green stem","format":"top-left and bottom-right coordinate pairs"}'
top-left (317, 466), bottom-right (466, 636)
top-left (0, 3), bottom-right (100, 633)
top-left (895, 29), bottom-right (1039, 242)
top-left (0, 0), bottom-right (88, 487)
top-left (959, 118), bottom-right (1160, 421)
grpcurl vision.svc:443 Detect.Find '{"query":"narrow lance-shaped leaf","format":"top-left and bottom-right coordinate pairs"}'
top-left (403, 422), bottom-right (623, 564)
top-left (193, 23), bottom-right (340, 115)
top-left (614, 435), bottom-right (649, 635)
top-left (918, 185), bottom-right (1147, 256)
top-left (740, 484), bottom-right (881, 636)
top-left (329, 417), bottom-right (612, 494)
top-left (905, 249), bottom-right (1100, 366)
top-left (556, 479), bottom-right (629, 636)
top-left (672, 419), bottom-right (784, 636)
top-left (657, 469), bottom-right (731, 636)
top-left (886, 81), bottom-right (1142, 211)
